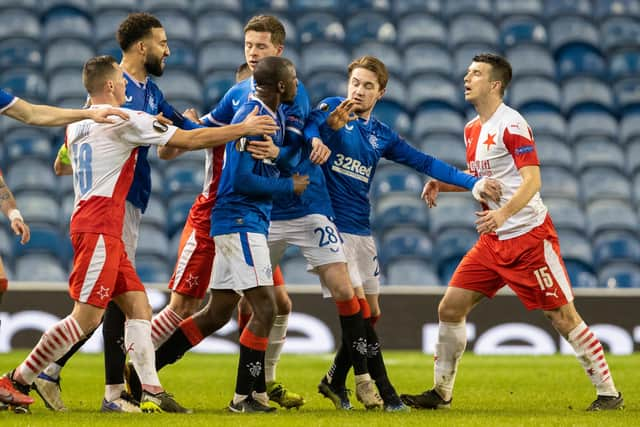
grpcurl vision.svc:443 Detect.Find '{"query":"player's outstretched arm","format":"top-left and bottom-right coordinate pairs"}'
top-left (4, 99), bottom-right (128, 126)
top-left (53, 144), bottom-right (73, 176)
top-left (0, 176), bottom-right (29, 244)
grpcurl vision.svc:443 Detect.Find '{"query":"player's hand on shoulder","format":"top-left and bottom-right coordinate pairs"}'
top-left (472, 177), bottom-right (502, 204)
top-left (247, 134), bottom-right (279, 160)
top-left (421, 180), bottom-right (440, 208)
top-left (241, 106), bottom-right (278, 136)
top-left (309, 137), bottom-right (331, 165)
top-left (292, 173), bottom-right (310, 195)
top-left (90, 107), bottom-right (129, 124)
top-left (326, 99), bottom-right (357, 131)
top-left (154, 112), bottom-right (174, 126)
top-left (183, 108), bottom-right (201, 124)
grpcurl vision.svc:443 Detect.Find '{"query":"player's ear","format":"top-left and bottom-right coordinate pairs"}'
top-left (377, 88), bottom-right (386, 100)
top-left (278, 80), bottom-right (286, 94)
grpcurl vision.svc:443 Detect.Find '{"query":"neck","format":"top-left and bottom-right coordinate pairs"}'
top-left (120, 54), bottom-right (147, 82)
top-left (89, 95), bottom-right (119, 107)
top-left (473, 96), bottom-right (502, 123)
top-left (254, 88), bottom-right (280, 113)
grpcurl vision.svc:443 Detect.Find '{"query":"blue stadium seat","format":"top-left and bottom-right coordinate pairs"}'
top-left (557, 229), bottom-right (594, 269)
top-left (594, 0), bottom-right (640, 18)
top-left (158, 70), bottom-right (203, 109)
top-left (555, 44), bottom-right (608, 81)
top-left (404, 43), bottom-right (452, 79)
top-left (601, 16), bottom-right (640, 51)
top-left (48, 68), bottom-right (85, 104)
top-left (202, 70), bottom-right (236, 109)
top-left (305, 72), bottom-right (347, 106)
top-left (344, 12), bottom-right (396, 46)
top-left (14, 224), bottom-right (70, 263)
top-left (44, 39), bottom-right (95, 74)
top-left (382, 77), bottom-right (408, 107)
top-left (5, 128), bottom-right (53, 162)
top-left (522, 110), bottom-right (567, 139)
top-left (371, 168), bottom-right (423, 200)
top-left (408, 75), bottom-right (461, 112)
top-left (495, 0), bottom-right (543, 18)
top-left (136, 255), bottom-right (171, 284)
top-left (634, 171), bottom-right (640, 206)
top-left (499, 16), bottom-right (548, 49)
top-left (419, 135), bottom-right (467, 170)
top-left (627, 140), bottom-right (640, 175)
top-left (429, 195), bottom-right (478, 234)
top-left (396, 14), bottom-right (447, 48)
top-left (453, 44), bottom-right (501, 78)
top-left (352, 42), bottom-right (403, 79)
top-left (42, 7), bottom-right (92, 42)
top-left (95, 40), bottom-right (122, 62)
top-left (168, 195), bottom-right (194, 237)
top-left (450, 15), bottom-right (499, 48)
top-left (165, 160), bottom-right (205, 197)
top-left (392, 0), bottom-right (441, 18)
top-left (509, 76), bottom-right (561, 111)
top-left (380, 228), bottom-right (432, 264)
top-left (301, 42), bottom-right (349, 76)
top-left (92, 0), bottom-right (138, 13)
top-left (137, 223), bottom-right (170, 260)
top-left (372, 196), bottom-right (429, 235)
top-left (614, 78), bottom-right (640, 113)
top-left (0, 0), bottom-right (38, 10)
top-left (41, 0), bottom-right (91, 14)
top-left (545, 198), bottom-right (587, 234)
top-left (534, 135), bottom-right (573, 170)
top-left (281, 255), bottom-right (317, 285)
top-left (15, 254), bottom-right (67, 281)
top-left (574, 138), bottom-right (625, 173)
top-left (413, 106), bottom-right (465, 140)
top-left (567, 111), bottom-right (618, 142)
top-left (548, 16), bottom-right (600, 52)
top-left (198, 41), bottom-right (244, 75)
top-left (163, 40), bottom-right (197, 73)
top-left (593, 231), bottom-right (640, 268)
top-left (141, 198), bottom-right (168, 232)
top-left (141, 0), bottom-right (191, 11)
top-left (95, 10), bottom-right (129, 43)
top-left (540, 166), bottom-right (579, 200)
top-left (196, 12), bottom-right (243, 46)
top-left (386, 259), bottom-right (441, 286)
top-left (564, 260), bottom-right (598, 287)
top-left (0, 9), bottom-right (40, 41)
top-left (15, 191), bottom-right (61, 228)
top-left (562, 78), bottom-right (615, 115)
top-left (0, 69), bottom-right (48, 104)
top-left (193, 0), bottom-right (242, 15)
top-left (506, 45), bottom-right (555, 79)
top-left (434, 227), bottom-right (477, 269)
top-left (345, 0), bottom-right (391, 15)
top-left (0, 38), bottom-right (42, 71)
top-left (609, 49), bottom-right (640, 81)
top-left (372, 101), bottom-right (411, 137)
top-left (586, 199), bottom-right (638, 236)
top-left (60, 192), bottom-right (74, 228)
top-left (581, 168), bottom-right (632, 205)
top-left (297, 12), bottom-right (344, 45)
top-left (598, 262), bottom-right (640, 287)
top-left (443, 0), bottom-right (492, 18)
top-left (6, 159), bottom-right (57, 194)
top-left (544, 0), bottom-right (593, 18)
top-left (290, 0), bottom-right (340, 14)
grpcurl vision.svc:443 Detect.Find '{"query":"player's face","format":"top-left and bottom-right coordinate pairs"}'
top-left (281, 65), bottom-right (298, 103)
top-left (464, 61), bottom-right (498, 103)
top-left (347, 67), bottom-right (385, 115)
top-left (244, 31), bottom-right (283, 71)
top-left (111, 65), bottom-right (127, 106)
top-left (143, 27), bottom-right (170, 77)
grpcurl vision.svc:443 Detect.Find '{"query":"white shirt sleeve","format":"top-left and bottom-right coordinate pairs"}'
top-left (118, 110), bottom-right (178, 146)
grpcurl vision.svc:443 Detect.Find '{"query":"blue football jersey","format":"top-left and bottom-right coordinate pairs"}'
top-left (211, 96), bottom-right (293, 236)
top-left (0, 88), bottom-right (17, 112)
top-left (306, 97), bottom-right (479, 235)
top-left (201, 76), bottom-right (334, 221)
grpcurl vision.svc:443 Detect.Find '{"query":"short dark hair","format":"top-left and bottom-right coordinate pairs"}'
top-left (348, 56), bottom-right (389, 90)
top-left (82, 55), bottom-right (118, 95)
top-left (244, 15), bottom-right (286, 46)
top-left (253, 56), bottom-right (293, 88)
top-left (117, 13), bottom-right (163, 52)
top-left (472, 53), bottom-right (512, 96)
top-left (235, 62), bottom-right (252, 83)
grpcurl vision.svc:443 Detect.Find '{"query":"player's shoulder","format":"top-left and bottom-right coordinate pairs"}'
top-left (498, 103), bottom-right (532, 137)
top-left (370, 115), bottom-right (397, 139)
top-left (315, 96), bottom-right (344, 111)
top-left (464, 114), bottom-right (481, 130)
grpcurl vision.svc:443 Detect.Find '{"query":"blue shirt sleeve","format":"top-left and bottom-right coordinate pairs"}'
top-left (303, 97), bottom-right (341, 142)
top-left (0, 88), bottom-right (17, 111)
top-left (158, 100), bottom-right (202, 130)
top-left (232, 150), bottom-right (294, 197)
top-left (384, 133), bottom-right (478, 190)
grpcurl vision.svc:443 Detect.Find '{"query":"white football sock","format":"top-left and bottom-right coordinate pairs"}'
top-left (124, 319), bottom-right (162, 390)
top-left (151, 307), bottom-right (183, 349)
top-left (433, 320), bottom-right (467, 401)
top-left (265, 314), bottom-right (288, 383)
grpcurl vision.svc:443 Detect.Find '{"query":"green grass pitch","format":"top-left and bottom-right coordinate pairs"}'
top-left (0, 351), bottom-right (637, 426)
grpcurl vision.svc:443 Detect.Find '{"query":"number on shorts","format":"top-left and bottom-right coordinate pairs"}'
top-left (533, 266), bottom-right (553, 290)
top-left (75, 143), bottom-right (93, 195)
top-left (314, 226), bottom-right (339, 247)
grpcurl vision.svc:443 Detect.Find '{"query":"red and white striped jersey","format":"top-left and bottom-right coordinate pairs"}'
top-left (66, 106), bottom-right (177, 238)
top-left (464, 103), bottom-right (548, 239)
top-left (186, 144), bottom-right (225, 234)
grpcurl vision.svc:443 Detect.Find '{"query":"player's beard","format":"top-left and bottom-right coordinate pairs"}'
top-left (144, 54), bottom-right (165, 77)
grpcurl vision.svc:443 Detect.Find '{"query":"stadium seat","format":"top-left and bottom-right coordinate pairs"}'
top-left (396, 13), bottom-right (447, 48)
top-left (598, 262), bottom-right (640, 287)
top-left (564, 260), bottom-right (598, 288)
top-left (15, 191), bottom-right (61, 228)
top-left (163, 40), bottom-right (197, 73)
top-left (383, 77), bottom-right (408, 107)
top-left (141, 0), bottom-right (191, 12)
top-left (0, 69), bottom-right (48, 104)
top-left (634, 171), bottom-right (640, 207)
top-left (136, 255), bottom-right (171, 284)
top-left (42, 7), bottom-right (92, 42)
top-left (48, 68), bottom-right (86, 104)
top-left (0, 38), bottom-right (42, 71)
top-left (165, 160), bottom-right (205, 198)
top-left (453, 44), bottom-right (501, 79)
top-left (544, 0), bottom-right (593, 18)
top-left (344, 0), bottom-right (391, 15)
top-left (539, 166), bottom-right (579, 200)
top-left (555, 44), bottom-right (608, 81)
top-left (593, 231), bottom-right (640, 268)
top-left (15, 254), bottom-right (67, 281)
top-left (14, 224), bottom-right (70, 262)
top-left (167, 195), bottom-right (194, 237)
top-left (581, 168), bottom-right (632, 204)
top-left (379, 228), bottom-right (432, 264)
top-left (281, 255), bottom-right (318, 285)
top-left (562, 78), bottom-right (615, 115)
top-left (44, 39), bottom-right (95, 74)
top-left (372, 196), bottom-right (429, 235)
top-left (450, 15), bottom-right (499, 49)
top-left (408, 74), bottom-right (461, 111)
top-left (413, 106), bottom-right (465, 140)
top-left (614, 77), bottom-right (640, 113)
top-left (92, 0), bottom-right (138, 13)
top-left (499, 16), bottom-right (548, 49)
top-left (419, 135), bottom-right (467, 170)
top-left (5, 128), bottom-right (53, 162)
top-left (41, 0), bottom-right (91, 14)
top-left (372, 101), bottom-right (411, 138)
top-left (141, 198), bottom-right (168, 232)
top-left (203, 70), bottom-right (236, 108)
top-left (196, 12), bottom-right (243, 45)
top-left (305, 72), bottom-right (347, 106)
top-left (198, 41), bottom-right (244, 75)
top-left (344, 12), bottom-right (396, 46)
top-left (371, 168), bottom-right (423, 200)
top-left (352, 42), bottom-right (403, 79)
top-left (301, 42), bottom-right (349, 76)
top-left (0, 9), bottom-right (40, 41)
top-left (545, 198), bottom-right (587, 234)
top-left (534, 135), bottom-right (572, 170)
top-left (151, 10), bottom-right (194, 43)
top-left (429, 195), bottom-right (478, 234)
top-left (548, 16), bottom-right (600, 53)
top-left (392, 0), bottom-right (441, 18)
top-left (509, 76), bottom-right (561, 112)
top-left (443, 0), bottom-right (491, 18)
top-left (495, 0), bottom-right (543, 18)
top-left (404, 43), bottom-right (453, 79)
top-left (609, 49), bottom-right (640, 81)
top-left (6, 159), bottom-right (57, 194)
top-left (95, 40), bottom-right (123, 62)
top-left (557, 229), bottom-right (594, 268)
top-left (522, 110), bottom-right (567, 139)
top-left (626, 140), bottom-right (640, 175)
top-left (506, 45), bottom-right (555, 79)
top-left (193, 0), bottom-right (242, 15)
top-left (574, 138), bottom-right (625, 173)
top-left (586, 199), bottom-right (638, 236)
top-left (601, 16), bottom-right (640, 51)
top-left (567, 110), bottom-right (618, 142)
top-left (297, 12), bottom-right (345, 45)
top-left (386, 259), bottom-right (440, 286)
top-left (434, 227), bottom-right (477, 268)
top-left (137, 223), bottom-right (170, 260)
top-left (594, 0), bottom-right (640, 18)
top-left (289, 0), bottom-right (340, 14)
top-left (157, 70), bottom-right (203, 109)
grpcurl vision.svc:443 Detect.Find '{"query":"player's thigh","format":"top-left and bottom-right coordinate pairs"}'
top-left (112, 252), bottom-right (149, 320)
top-left (438, 286), bottom-right (485, 322)
top-left (169, 225), bottom-right (214, 301)
top-left (211, 232), bottom-right (274, 291)
top-left (122, 202), bottom-right (142, 265)
top-left (343, 233), bottom-right (380, 295)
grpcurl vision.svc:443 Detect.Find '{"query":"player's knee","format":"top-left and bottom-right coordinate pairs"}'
top-left (438, 300), bottom-right (465, 322)
top-left (275, 293), bottom-right (292, 314)
top-left (170, 294), bottom-right (202, 318)
top-left (255, 299), bottom-right (277, 329)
